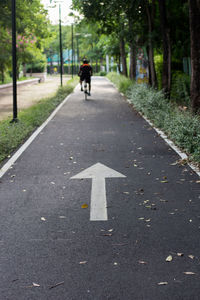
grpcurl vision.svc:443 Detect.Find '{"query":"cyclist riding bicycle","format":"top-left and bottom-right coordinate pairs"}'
top-left (78, 59), bottom-right (93, 96)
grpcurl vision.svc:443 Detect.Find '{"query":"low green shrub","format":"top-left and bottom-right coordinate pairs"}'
top-left (108, 72), bottom-right (200, 166)
top-left (170, 71), bottom-right (190, 105)
top-left (0, 78), bottom-right (78, 163)
top-left (107, 72), bottom-right (133, 95)
top-left (127, 83), bottom-right (200, 165)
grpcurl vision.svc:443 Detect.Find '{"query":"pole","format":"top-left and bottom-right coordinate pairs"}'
top-left (11, 0), bottom-right (18, 122)
top-left (59, 4), bottom-right (63, 86)
top-left (71, 24), bottom-right (74, 78)
top-left (76, 35), bottom-right (79, 69)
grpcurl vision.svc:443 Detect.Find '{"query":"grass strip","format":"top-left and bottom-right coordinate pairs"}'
top-left (107, 72), bottom-right (200, 166)
top-left (0, 78), bottom-right (78, 164)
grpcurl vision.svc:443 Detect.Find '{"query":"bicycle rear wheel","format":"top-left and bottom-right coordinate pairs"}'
top-left (84, 80), bottom-right (87, 100)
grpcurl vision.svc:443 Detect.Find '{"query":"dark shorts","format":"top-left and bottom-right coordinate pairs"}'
top-left (80, 76), bottom-right (91, 84)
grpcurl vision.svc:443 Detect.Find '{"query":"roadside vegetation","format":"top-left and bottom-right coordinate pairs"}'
top-left (107, 72), bottom-right (200, 166)
top-left (0, 78), bottom-right (78, 164)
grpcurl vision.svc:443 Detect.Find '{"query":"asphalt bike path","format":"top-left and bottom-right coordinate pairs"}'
top-left (0, 77), bottom-right (199, 299)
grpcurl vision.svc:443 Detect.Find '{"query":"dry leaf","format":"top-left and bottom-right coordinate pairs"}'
top-left (32, 282), bottom-right (40, 287)
top-left (166, 255), bottom-right (173, 262)
top-left (138, 217), bottom-right (144, 220)
top-left (143, 200), bottom-right (149, 204)
top-left (188, 255), bottom-right (195, 259)
top-left (81, 204), bottom-right (88, 209)
top-left (103, 233), bottom-right (112, 236)
top-left (79, 261), bottom-right (87, 264)
top-left (183, 272), bottom-right (196, 275)
top-left (49, 281), bottom-right (64, 289)
top-left (177, 253), bottom-right (184, 257)
top-left (145, 219), bottom-right (151, 222)
top-left (196, 180), bottom-right (200, 183)
top-left (123, 192), bottom-right (129, 195)
top-left (139, 260), bottom-right (147, 264)
top-left (41, 217), bottom-right (46, 221)
top-left (161, 180), bottom-right (168, 183)
top-left (158, 282), bottom-right (168, 285)
top-left (108, 229), bottom-right (113, 232)
top-left (113, 262), bottom-right (118, 265)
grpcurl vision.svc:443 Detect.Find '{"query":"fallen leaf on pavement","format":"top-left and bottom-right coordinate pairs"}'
top-left (32, 282), bottom-right (40, 287)
top-left (138, 260), bottom-right (147, 264)
top-left (41, 217), bottom-right (46, 221)
top-left (79, 261), bottom-right (87, 264)
top-left (183, 272), bottom-right (196, 275)
top-left (49, 281), bottom-right (64, 289)
top-left (188, 255), bottom-right (195, 259)
top-left (81, 204), bottom-right (88, 208)
top-left (108, 229), bottom-right (113, 232)
top-left (103, 233), bottom-right (112, 236)
top-left (166, 255), bottom-right (173, 262)
top-left (177, 253), bottom-right (184, 257)
top-left (158, 282), bottom-right (168, 285)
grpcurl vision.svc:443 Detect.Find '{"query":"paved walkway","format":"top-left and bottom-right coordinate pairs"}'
top-left (0, 75), bottom-right (69, 121)
top-left (0, 77), bottom-right (199, 299)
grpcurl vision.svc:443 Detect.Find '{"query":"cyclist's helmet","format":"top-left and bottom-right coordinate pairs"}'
top-left (83, 59), bottom-right (88, 64)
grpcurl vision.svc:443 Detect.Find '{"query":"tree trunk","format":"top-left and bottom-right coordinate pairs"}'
top-left (158, 0), bottom-right (171, 97)
top-left (129, 44), bottom-right (136, 80)
top-left (146, 1), bottom-right (157, 88)
top-left (189, 0), bottom-right (200, 113)
top-left (120, 36), bottom-right (127, 77)
top-left (22, 63), bottom-right (26, 77)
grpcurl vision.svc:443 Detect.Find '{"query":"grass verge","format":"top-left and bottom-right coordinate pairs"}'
top-left (107, 72), bottom-right (200, 167)
top-left (0, 77), bottom-right (78, 164)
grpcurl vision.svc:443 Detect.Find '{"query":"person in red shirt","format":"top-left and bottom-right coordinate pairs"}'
top-left (78, 59), bottom-right (93, 96)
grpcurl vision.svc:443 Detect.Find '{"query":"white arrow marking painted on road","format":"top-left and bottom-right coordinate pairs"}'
top-left (71, 163), bottom-right (126, 221)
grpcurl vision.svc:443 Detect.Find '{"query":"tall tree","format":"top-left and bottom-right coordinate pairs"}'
top-left (158, 0), bottom-right (171, 97)
top-left (145, 0), bottom-right (157, 87)
top-left (189, 0), bottom-right (200, 113)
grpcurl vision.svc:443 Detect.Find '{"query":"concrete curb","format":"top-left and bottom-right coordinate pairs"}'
top-left (0, 78), bottom-right (40, 90)
top-left (106, 77), bottom-right (200, 178)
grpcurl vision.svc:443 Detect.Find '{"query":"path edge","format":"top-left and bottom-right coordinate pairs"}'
top-left (0, 89), bottom-right (76, 179)
top-left (106, 77), bottom-right (200, 178)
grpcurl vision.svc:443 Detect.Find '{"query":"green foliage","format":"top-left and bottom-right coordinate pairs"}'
top-left (107, 72), bottom-right (133, 94)
top-left (26, 54), bottom-right (47, 73)
top-left (108, 72), bottom-right (200, 165)
top-left (127, 83), bottom-right (200, 165)
top-left (0, 78), bottom-right (78, 163)
top-left (170, 71), bottom-right (190, 105)
top-left (154, 55), bottom-right (163, 90)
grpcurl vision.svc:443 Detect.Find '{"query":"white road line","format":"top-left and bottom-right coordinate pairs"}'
top-left (71, 163), bottom-right (126, 221)
top-left (0, 92), bottom-right (73, 179)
